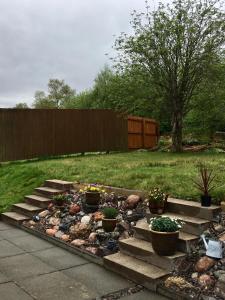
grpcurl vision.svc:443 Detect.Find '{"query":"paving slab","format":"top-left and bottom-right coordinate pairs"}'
top-left (9, 234), bottom-right (54, 252)
top-left (0, 271), bottom-right (10, 284)
top-left (0, 227), bottom-right (30, 239)
top-left (0, 282), bottom-right (33, 300)
top-left (0, 253), bottom-right (55, 280)
top-left (122, 289), bottom-right (168, 300)
top-left (20, 270), bottom-right (95, 300)
top-left (63, 263), bottom-right (133, 297)
top-left (32, 246), bottom-right (88, 269)
top-left (0, 240), bottom-right (25, 258)
top-left (0, 221), bottom-right (14, 231)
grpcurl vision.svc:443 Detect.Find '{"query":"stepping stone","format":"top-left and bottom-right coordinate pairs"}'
top-left (12, 203), bottom-right (42, 217)
top-left (104, 252), bottom-right (169, 292)
top-left (1, 212), bottom-right (30, 226)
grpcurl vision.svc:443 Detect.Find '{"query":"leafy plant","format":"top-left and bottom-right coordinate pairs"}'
top-left (148, 188), bottom-right (168, 204)
top-left (193, 165), bottom-right (216, 196)
top-left (149, 217), bottom-right (184, 232)
top-left (103, 207), bottom-right (118, 219)
top-left (53, 194), bottom-right (67, 202)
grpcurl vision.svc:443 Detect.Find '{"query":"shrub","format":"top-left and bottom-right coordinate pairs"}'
top-left (148, 188), bottom-right (167, 203)
top-left (149, 217), bottom-right (184, 232)
top-left (193, 164), bottom-right (216, 196)
top-left (103, 207), bottom-right (118, 219)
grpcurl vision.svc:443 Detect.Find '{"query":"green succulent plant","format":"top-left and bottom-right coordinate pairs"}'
top-left (102, 207), bottom-right (118, 219)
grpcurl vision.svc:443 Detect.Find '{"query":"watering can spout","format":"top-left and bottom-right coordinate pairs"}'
top-left (201, 234), bottom-right (208, 250)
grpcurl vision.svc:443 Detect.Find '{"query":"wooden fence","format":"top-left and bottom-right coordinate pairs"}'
top-left (0, 109), bottom-right (159, 162)
top-left (128, 116), bottom-right (159, 149)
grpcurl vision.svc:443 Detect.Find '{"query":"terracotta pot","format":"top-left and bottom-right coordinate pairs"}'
top-left (201, 195), bottom-right (211, 207)
top-left (102, 218), bottom-right (117, 232)
top-left (149, 201), bottom-right (165, 215)
top-left (85, 191), bottom-right (101, 205)
top-left (150, 229), bottom-right (179, 256)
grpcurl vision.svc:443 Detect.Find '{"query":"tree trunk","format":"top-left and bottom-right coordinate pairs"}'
top-left (171, 110), bottom-right (183, 152)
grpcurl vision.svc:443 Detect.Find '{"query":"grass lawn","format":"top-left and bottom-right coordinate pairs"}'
top-left (1, 151), bottom-right (225, 213)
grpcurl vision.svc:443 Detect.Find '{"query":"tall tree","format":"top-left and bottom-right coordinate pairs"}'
top-left (14, 102), bottom-right (29, 108)
top-left (113, 0), bottom-right (225, 151)
top-left (32, 79), bottom-right (76, 108)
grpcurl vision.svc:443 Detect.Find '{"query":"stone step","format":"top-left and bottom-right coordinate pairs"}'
top-left (44, 179), bottom-right (73, 191)
top-left (1, 212), bottom-right (30, 226)
top-left (35, 187), bottom-right (63, 198)
top-left (12, 203), bottom-right (42, 217)
top-left (134, 220), bottom-right (198, 253)
top-left (25, 195), bottom-right (52, 208)
top-left (146, 212), bottom-right (210, 235)
top-left (166, 197), bottom-right (221, 221)
top-left (119, 237), bottom-right (186, 271)
top-left (104, 252), bottom-right (169, 291)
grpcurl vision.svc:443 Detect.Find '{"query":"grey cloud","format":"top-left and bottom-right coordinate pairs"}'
top-left (0, 0), bottom-right (148, 107)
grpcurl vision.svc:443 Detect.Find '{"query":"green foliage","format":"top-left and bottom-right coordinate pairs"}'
top-left (32, 79), bottom-right (76, 108)
top-left (52, 194), bottom-right (67, 202)
top-left (102, 207), bottom-right (118, 219)
top-left (14, 102), bottom-right (29, 109)
top-left (150, 217), bottom-right (183, 232)
top-left (193, 164), bottom-right (216, 196)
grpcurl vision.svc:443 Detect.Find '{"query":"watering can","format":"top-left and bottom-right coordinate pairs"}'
top-left (201, 234), bottom-right (223, 259)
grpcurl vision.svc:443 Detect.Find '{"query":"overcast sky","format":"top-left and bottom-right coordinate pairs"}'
top-left (0, 0), bottom-right (157, 107)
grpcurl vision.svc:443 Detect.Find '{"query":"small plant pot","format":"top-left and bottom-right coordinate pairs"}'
top-left (85, 191), bottom-right (101, 205)
top-left (201, 195), bottom-right (211, 207)
top-left (150, 229), bottom-right (179, 256)
top-left (53, 201), bottom-right (65, 207)
top-left (149, 202), bottom-right (165, 215)
top-left (102, 218), bottom-right (117, 232)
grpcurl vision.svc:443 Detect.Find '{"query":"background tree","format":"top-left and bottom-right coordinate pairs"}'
top-left (113, 0), bottom-right (225, 151)
top-left (14, 102), bottom-right (29, 109)
top-left (32, 79), bottom-right (76, 108)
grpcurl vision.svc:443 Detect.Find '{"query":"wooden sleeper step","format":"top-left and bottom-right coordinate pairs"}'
top-left (166, 197), bottom-right (221, 221)
top-left (104, 252), bottom-right (169, 291)
top-left (119, 237), bottom-right (186, 271)
top-left (44, 179), bottom-right (73, 191)
top-left (1, 212), bottom-right (30, 226)
top-left (12, 203), bottom-right (42, 217)
top-left (25, 195), bottom-right (52, 208)
top-left (35, 187), bottom-right (63, 198)
top-left (134, 219), bottom-right (198, 253)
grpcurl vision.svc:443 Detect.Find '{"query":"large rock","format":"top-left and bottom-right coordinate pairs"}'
top-left (38, 210), bottom-right (49, 218)
top-left (195, 256), bottom-right (216, 272)
top-left (125, 195), bottom-right (141, 209)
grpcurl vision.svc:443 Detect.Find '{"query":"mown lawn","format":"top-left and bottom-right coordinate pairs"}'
top-left (1, 151), bottom-right (225, 213)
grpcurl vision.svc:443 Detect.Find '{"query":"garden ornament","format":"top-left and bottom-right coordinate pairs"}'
top-left (201, 234), bottom-right (223, 259)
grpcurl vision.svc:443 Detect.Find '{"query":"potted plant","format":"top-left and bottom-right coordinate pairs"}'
top-left (147, 188), bottom-right (168, 214)
top-left (52, 194), bottom-right (67, 207)
top-left (102, 207), bottom-right (118, 232)
top-left (193, 165), bottom-right (215, 207)
top-left (149, 216), bottom-right (184, 256)
top-left (81, 185), bottom-right (105, 206)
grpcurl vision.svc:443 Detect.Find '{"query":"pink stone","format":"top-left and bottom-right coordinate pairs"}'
top-left (125, 195), bottom-right (141, 209)
top-left (46, 228), bottom-right (57, 236)
top-left (195, 256), bottom-right (216, 272)
top-left (88, 232), bottom-right (97, 242)
top-left (61, 234), bottom-right (70, 242)
top-left (198, 274), bottom-right (214, 288)
top-left (71, 239), bottom-right (86, 247)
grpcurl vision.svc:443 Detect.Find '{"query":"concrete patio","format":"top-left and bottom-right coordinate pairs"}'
top-left (0, 221), bottom-right (167, 300)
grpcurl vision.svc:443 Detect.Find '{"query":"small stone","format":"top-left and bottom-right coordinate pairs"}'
top-left (93, 211), bottom-right (104, 221)
top-left (46, 228), bottom-right (57, 236)
top-left (195, 256), bottom-right (216, 272)
top-left (127, 210), bottom-right (133, 216)
top-left (81, 215), bottom-right (91, 224)
top-left (191, 272), bottom-right (198, 280)
top-left (95, 221), bottom-right (102, 229)
top-left (29, 220), bottom-right (36, 226)
top-left (69, 204), bottom-right (81, 215)
top-left (71, 239), bottom-right (86, 247)
top-left (38, 210), bottom-right (49, 218)
top-left (198, 274), bottom-right (214, 288)
top-left (215, 224), bottom-right (224, 233)
top-left (85, 247), bottom-right (98, 255)
top-left (214, 270), bottom-right (225, 279)
top-left (219, 233), bottom-right (225, 242)
top-left (54, 230), bottom-right (64, 238)
top-left (49, 217), bottom-right (60, 226)
top-left (88, 232), bottom-right (97, 242)
top-left (69, 223), bottom-right (89, 237)
top-left (48, 203), bottom-right (54, 211)
top-left (32, 215), bottom-right (40, 222)
top-left (61, 234), bottom-right (70, 242)
top-left (125, 195), bottom-right (141, 209)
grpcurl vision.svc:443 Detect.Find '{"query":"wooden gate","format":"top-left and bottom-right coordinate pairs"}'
top-left (128, 116), bottom-right (159, 149)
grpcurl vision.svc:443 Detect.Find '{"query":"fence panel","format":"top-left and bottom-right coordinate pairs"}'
top-left (0, 109), bottom-right (128, 162)
top-left (128, 116), bottom-right (159, 149)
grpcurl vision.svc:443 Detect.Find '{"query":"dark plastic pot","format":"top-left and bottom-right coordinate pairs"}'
top-left (201, 195), bottom-right (211, 207)
top-left (85, 191), bottom-right (101, 205)
top-left (150, 229), bottom-right (179, 256)
top-left (149, 202), bottom-right (165, 215)
top-left (102, 218), bottom-right (117, 232)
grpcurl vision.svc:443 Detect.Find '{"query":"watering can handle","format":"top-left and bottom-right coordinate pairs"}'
top-left (200, 234), bottom-right (208, 250)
